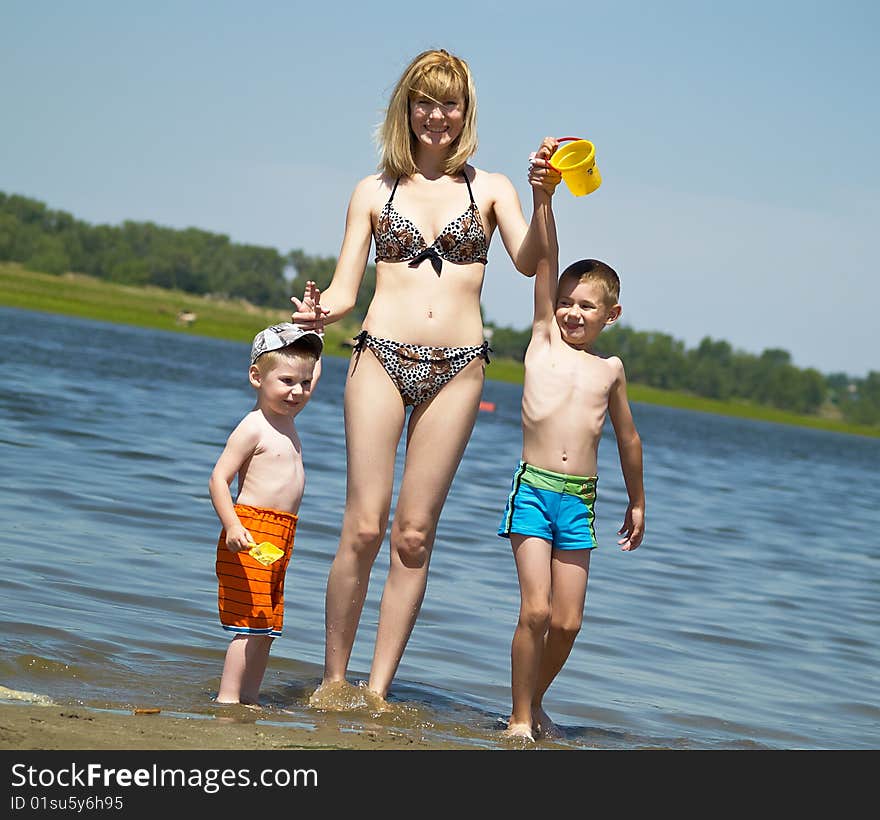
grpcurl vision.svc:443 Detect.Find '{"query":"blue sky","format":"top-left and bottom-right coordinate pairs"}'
top-left (2, 1), bottom-right (877, 376)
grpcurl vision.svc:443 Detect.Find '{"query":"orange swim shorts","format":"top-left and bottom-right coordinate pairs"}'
top-left (216, 504), bottom-right (296, 637)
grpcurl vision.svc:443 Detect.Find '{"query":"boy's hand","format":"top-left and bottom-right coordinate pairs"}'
top-left (224, 524), bottom-right (253, 552)
top-left (528, 136), bottom-right (562, 195)
top-left (617, 503), bottom-right (644, 551)
top-left (291, 279), bottom-right (329, 330)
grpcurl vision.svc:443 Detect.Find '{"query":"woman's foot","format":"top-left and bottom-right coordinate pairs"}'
top-left (308, 679), bottom-right (392, 714)
top-left (308, 679), bottom-right (360, 710)
top-left (533, 705), bottom-right (562, 739)
top-left (502, 720), bottom-right (535, 743)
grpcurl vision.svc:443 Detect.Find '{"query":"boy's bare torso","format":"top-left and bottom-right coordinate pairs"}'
top-left (520, 339), bottom-right (621, 477)
top-left (234, 411), bottom-right (305, 515)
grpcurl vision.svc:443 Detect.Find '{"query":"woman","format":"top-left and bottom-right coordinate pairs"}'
top-left (292, 49), bottom-right (559, 701)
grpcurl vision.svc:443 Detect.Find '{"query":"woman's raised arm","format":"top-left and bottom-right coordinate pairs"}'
top-left (490, 138), bottom-right (561, 277)
top-left (291, 176), bottom-right (376, 327)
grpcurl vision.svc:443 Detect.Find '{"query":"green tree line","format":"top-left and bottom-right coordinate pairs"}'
top-left (2, 191), bottom-right (876, 425)
top-left (485, 321), bottom-right (878, 427)
top-left (0, 191), bottom-right (376, 311)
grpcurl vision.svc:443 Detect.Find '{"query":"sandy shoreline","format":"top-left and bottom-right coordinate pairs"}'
top-left (0, 702), bottom-right (484, 751)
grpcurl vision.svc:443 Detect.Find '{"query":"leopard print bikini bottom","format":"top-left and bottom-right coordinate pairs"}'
top-left (353, 330), bottom-right (490, 407)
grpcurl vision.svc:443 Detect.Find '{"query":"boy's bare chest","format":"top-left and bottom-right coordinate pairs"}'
top-left (526, 350), bottom-right (612, 399)
top-left (254, 428), bottom-right (302, 468)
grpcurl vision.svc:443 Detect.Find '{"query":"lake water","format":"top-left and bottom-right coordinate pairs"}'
top-left (0, 305), bottom-right (877, 750)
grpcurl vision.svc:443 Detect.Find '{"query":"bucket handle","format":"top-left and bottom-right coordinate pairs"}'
top-left (547, 136), bottom-right (583, 173)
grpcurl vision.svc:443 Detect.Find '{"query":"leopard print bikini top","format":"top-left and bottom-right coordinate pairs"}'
top-left (373, 172), bottom-right (489, 276)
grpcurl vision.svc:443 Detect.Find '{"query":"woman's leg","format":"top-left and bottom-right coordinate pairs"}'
top-left (506, 534), bottom-right (552, 739)
top-left (367, 356), bottom-right (485, 698)
top-left (320, 350), bottom-right (406, 684)
top-left (532, 548), bottom-right (591, 737)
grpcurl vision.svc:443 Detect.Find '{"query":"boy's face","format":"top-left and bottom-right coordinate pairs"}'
top-left (555, 278), bottom-right (621, 349)
top-left (248, 354), bottom-right (316, 418)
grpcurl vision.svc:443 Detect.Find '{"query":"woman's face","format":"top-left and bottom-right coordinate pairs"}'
top-left (409, 92), bottom-right (465, 152)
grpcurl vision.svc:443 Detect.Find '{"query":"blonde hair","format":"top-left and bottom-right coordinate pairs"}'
top-left (559, 259), bottom-right (621, 307)
top-left (253, 343), bottom-right (319, 374)
top-left (377, 49), bottom-right (478, 177)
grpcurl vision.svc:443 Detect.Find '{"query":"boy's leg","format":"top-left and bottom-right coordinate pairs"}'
top-left (319, 351), bottom-right (406, 687)
top-left (368, 356), bottom-right (484, 699)
top-left (217, 634), bottom-right (274, 705)
top-left (532, 548), bottom-right (591, 736)
top-left (506, 533), bottom-right (553, 740)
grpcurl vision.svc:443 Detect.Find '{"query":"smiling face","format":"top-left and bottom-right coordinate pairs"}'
top-left (409, 92), bottom-right (465, 151)
top-left (379, 49), bottom-right (478, 177)
top-left (555, 277), bottom-right (621, 350)
top-left (249, 351), bottom-right (316, 418)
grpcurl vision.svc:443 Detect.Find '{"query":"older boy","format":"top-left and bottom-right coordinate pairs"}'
top-left (498, 146), bottom-right (645, 740)
top-left (210, 294), bottom-right (323, 705)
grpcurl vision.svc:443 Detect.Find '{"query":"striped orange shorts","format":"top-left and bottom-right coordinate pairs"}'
top-left (215, 504), bottom-right (296, 637)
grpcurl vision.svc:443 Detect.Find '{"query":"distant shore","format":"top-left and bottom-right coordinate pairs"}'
top-left (1, 262), bottom-right (875, 438)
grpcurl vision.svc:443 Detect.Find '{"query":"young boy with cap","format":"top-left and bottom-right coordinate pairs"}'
top-left (209, 285), bottom-right (324, 704)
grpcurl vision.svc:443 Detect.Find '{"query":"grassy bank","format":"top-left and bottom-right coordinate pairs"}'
top-left (2, 262), bottom-right (876, 437)
top-left (0, 262), bottom-right (361, 357)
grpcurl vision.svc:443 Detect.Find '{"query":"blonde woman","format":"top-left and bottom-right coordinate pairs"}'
top-left (293, 49), bottom-right (560, 702)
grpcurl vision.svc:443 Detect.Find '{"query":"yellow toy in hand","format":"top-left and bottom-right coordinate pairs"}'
top-left (247, 542), bottom-right (285, 566)
top-left (548, 137), bottom-right (602, 196)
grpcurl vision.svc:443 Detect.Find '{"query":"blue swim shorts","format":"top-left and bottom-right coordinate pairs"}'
top-left (497, 461), bottom-right (598, 550)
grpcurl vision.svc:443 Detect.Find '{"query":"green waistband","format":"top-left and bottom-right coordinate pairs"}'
top-left (519, 462), bottom-right (597, 499)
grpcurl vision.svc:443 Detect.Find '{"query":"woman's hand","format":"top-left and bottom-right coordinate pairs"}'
top-left (291, 280), bottom-right (329, 331)
top-left (528, 136), bottom-right (562, 195)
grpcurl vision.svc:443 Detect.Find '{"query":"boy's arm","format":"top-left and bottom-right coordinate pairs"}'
top-left (208, 418), bottom-right (260, 551)
top-left (607, 359), bottom-right (645, 551)
top-left (530, 188), bottom-right (559, 334)
top-left (527, 139), bottom-right (560, 335)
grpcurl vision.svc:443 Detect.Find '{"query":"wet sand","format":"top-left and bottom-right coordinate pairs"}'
top-left (0, 702), bottom-right (480, 751)
top-left (0, 683), bottom-right (491, 750)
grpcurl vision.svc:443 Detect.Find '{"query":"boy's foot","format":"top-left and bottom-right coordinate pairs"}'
top-left (502, 721), bottom-right (535, 743)
top-left (213, 697), bottom-right (263, 707)
top-left (533, 706), bottom-right (562, 739)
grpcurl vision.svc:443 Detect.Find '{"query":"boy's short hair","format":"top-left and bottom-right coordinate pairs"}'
top-left (254, 344), bottom-right (319, 373)
top-left (250, 323), bottom-right (323, 366)
top-left (559, 259), bottom-right (620, 306)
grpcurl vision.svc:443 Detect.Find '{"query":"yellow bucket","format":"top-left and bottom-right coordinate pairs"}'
top-left (549, 137), bottom-right (601, 197)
